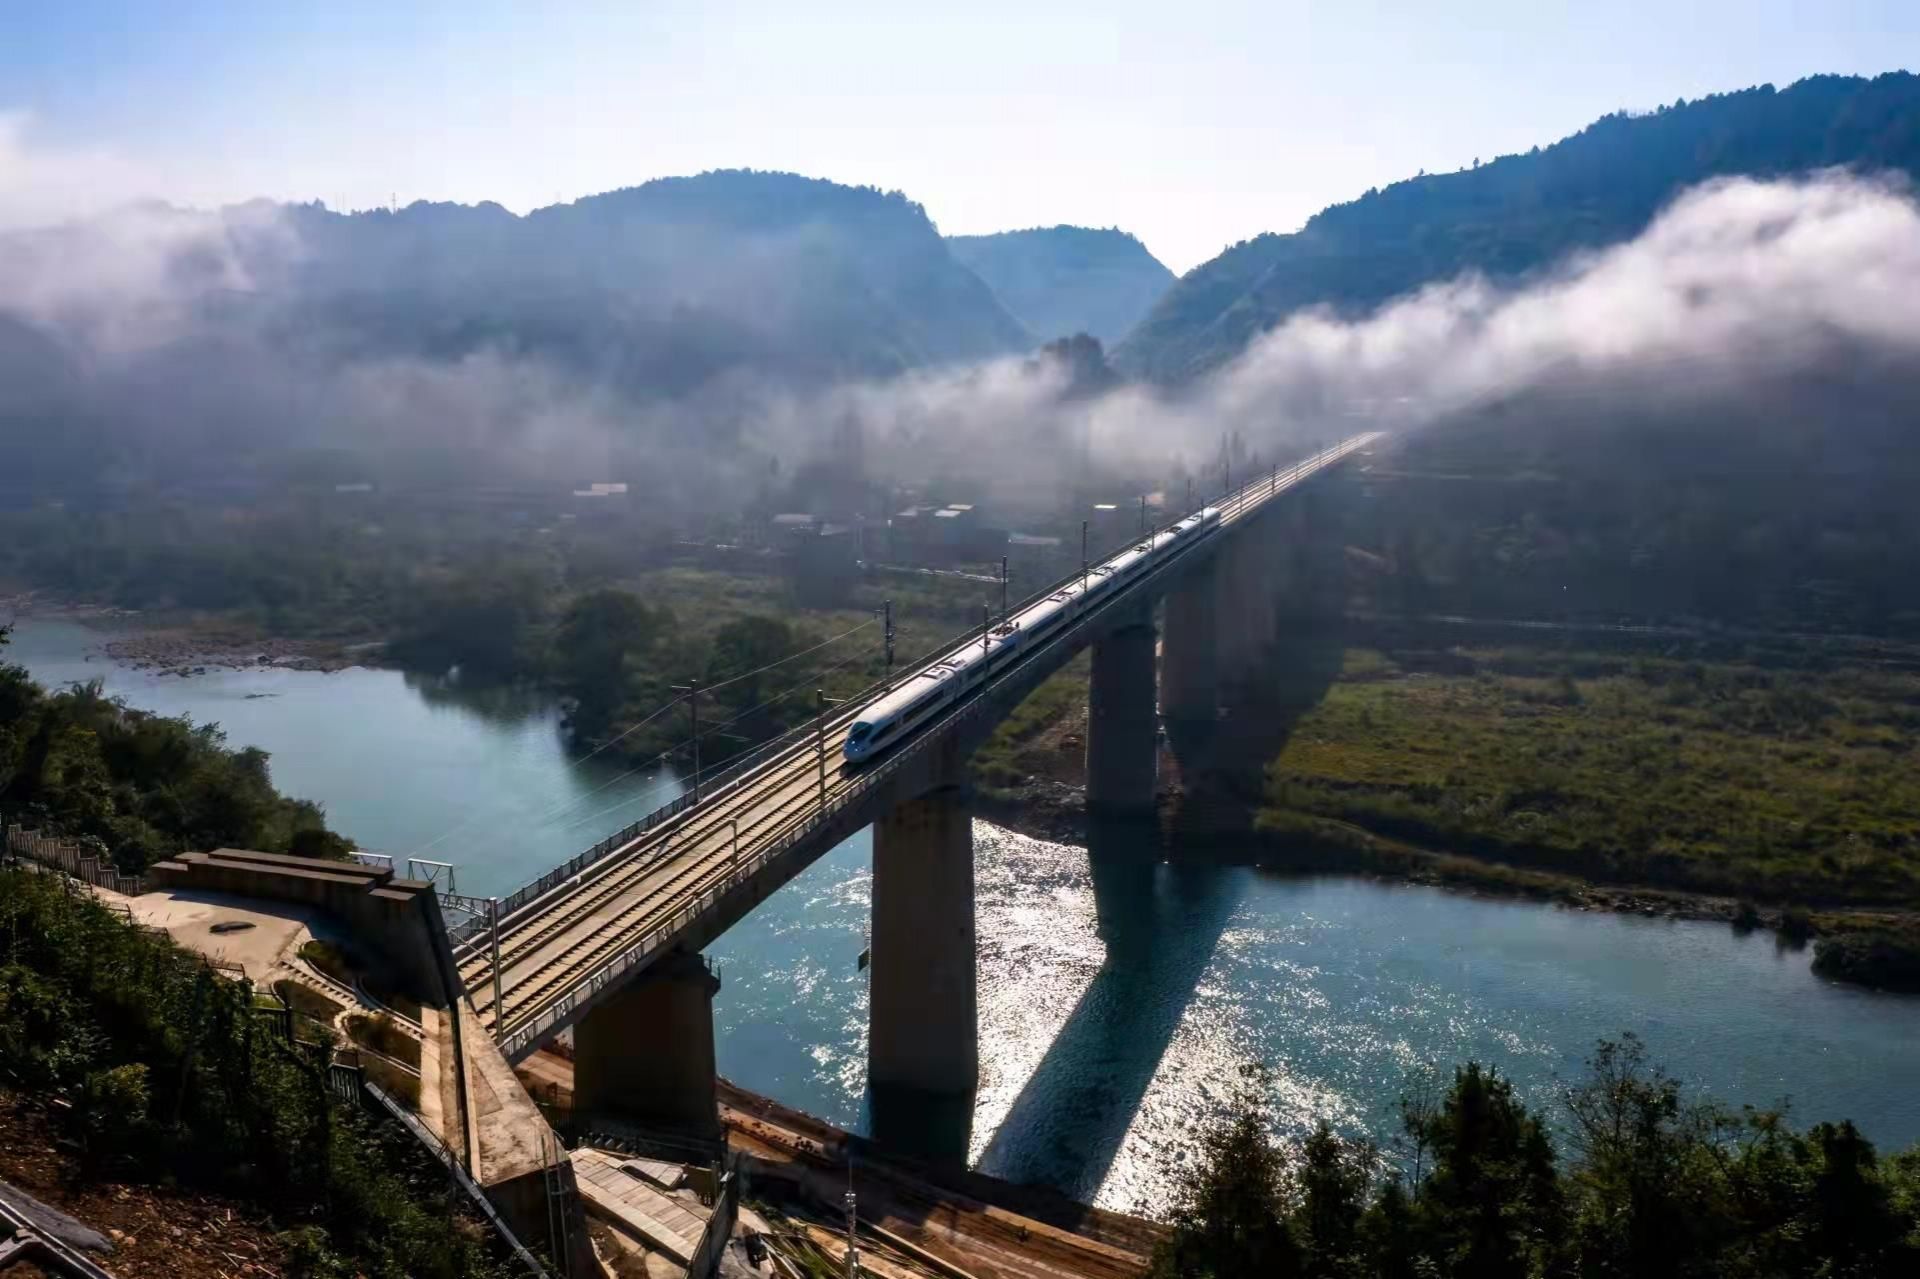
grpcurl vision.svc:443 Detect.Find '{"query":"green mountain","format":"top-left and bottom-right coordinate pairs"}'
top-left (946, 226), bottom-right (1173, 345)
top-left (0, 170), bottom-right (1038, 494)
top-left (1116, 72), bottom-right (1920, 382)
top-left (276, 169), bottom-right (1035, 386)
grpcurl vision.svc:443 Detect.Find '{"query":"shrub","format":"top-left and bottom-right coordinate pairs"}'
top-left (78, 1061), bottom-right (151, 1159)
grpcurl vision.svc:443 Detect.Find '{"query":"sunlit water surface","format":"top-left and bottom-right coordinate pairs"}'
top-left (11, 618), bottom-right (1919, 1216)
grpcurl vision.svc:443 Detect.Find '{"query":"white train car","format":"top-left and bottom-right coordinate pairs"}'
top-left (843, 507), bottom-right (1220, 763)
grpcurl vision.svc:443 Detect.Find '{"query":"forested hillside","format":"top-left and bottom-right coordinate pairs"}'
top-left (1348, 359), bottom-right (1920, 638)
top-left (947, 225), bottom-right (1173, 345)
top-left (281, 171), bottom-right (1033, 384)
top-left (0, 169), bottom-right (1033, 501)
top-left (1117, 72), bottom-right (1920, 381)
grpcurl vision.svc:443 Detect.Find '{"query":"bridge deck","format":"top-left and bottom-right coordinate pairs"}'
top-left (458, 433), bottom-right (1382, 1059)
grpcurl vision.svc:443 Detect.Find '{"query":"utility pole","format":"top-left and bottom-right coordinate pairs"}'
top-left (1138, 494), bottom-right (1146, 536)
top-left (1000, 556), bottom-right (1010, 622)
top-left (882, 598), bottom-right (895, 674)
top-left (844, 1169), bottom-right (859, 1279)
top-left (1081, 520), bottom-right (1089, 594)
top-left (489, 897), bottom-right (503, 1029)
top-left (671, 681), bottom-right (702, 802)
top-left (816, 689), bottom-right (846, 810)
top-left (1186, 476), bottom-right (1193, 514)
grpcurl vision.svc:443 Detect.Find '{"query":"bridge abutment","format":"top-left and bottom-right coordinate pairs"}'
top-left (1085, 612), bottom-right (1159, 818)
top-left (869, 782), bottom-right (978, 1099)
top-left (571, 951), bottom-right (721, 1138)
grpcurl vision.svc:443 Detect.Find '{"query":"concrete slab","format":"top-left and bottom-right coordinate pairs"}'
top-left (122, 888), bottom-right (326, 983)
top-left (573, 1148), bottom-right (710, 1265)
top-left (462, 997), bottom-right (554, 1188)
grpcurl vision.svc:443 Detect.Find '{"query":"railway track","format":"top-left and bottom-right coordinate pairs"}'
top-left (465, 705), bottom-right (871, 1039)
top-left (462, 435), bottom-right (1382, 1053)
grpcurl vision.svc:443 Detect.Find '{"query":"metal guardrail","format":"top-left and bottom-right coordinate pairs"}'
top-left (687, 1164), bottom-right (740, 1279)
top-left (363, 1081), bottom-right (556, 1279)
top-left (0, 1185), bottom-right (119, 1279)
top-left (488, 436), bottom-right (1378, 1058)
top-left (4, 823), bottom-right (148, 895)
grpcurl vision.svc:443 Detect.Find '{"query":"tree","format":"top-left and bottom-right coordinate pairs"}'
top-left (40, 723), bottom-right (116, 835)
top-left (705, 615), bottom-right (804, 745)
top-left (1563, 1034), bottom-right (1719, 1277)
top-left (1148, 1071), bottom-right (1301, 1279)
top-left (289, 826), bottom-right (354, 860)
top-left (1298, 1121), bottom-right (1373, 1277)
top-left (556, 589), bottom-right (667, 739)
top-left (1404, 1062), bottom-right (1564, 1279)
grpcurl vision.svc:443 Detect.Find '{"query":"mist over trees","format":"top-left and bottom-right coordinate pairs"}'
top-left (6, 79), bottom-right (1920, 657)
top-left (1119, 72), bottom-right (1920, 382)
top-left (0, 169), bottom-right (1034, 513)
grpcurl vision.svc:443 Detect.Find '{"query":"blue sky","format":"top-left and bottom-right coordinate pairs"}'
top-left (2, 1), bottom-right (1914, 271)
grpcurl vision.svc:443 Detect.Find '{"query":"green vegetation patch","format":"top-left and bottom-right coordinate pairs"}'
top-left (1147, 1036), bottom-right (1920, 1279)
top-left (345, 1012), bottom-right (423, 1069)
top-left (298, 938), bottom-right (358, 987)
top-left (272, 978), bottom-right (346, 1030)
top-left (971, 656), bottom-right (1089, 793)
top-left (0, 867), bottom-right (510, 1277)
top-left (0, 628), bottom-right (351, 873)
top-left (1262, 643), bottom-right (1920, 906)
top-left (360, 1053), bottom-right (423, 1111)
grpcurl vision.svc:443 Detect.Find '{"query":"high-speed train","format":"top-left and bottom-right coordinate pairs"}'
top-left (843, 506), bottom-right (1222, 764)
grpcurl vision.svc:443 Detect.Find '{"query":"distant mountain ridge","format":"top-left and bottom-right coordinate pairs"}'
top-left (272, 170), bottom-right (1035, 388)
top-left (0, 169), bottom-right (1039, 493)
top-left (1116, 72), bottom-right (1920, 382)
top-left (946, 225), bottom-right (1173, 346)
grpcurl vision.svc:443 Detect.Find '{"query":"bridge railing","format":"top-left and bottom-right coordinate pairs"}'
top-left (486, 434), bottom-right (1382, 1058)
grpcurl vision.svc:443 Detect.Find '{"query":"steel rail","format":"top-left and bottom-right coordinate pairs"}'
top-left (476, 434), bottom-right (1379, 1056)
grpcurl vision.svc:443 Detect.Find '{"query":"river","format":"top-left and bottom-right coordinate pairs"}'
top-left (8, 617), bottom-right (1919, 1216)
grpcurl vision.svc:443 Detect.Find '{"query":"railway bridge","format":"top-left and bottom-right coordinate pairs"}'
top-left (448, 431), bottom-right (1384, 1140)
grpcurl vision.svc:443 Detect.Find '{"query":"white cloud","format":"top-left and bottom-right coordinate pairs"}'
top-left (0, 111), bottom-right (162, 232)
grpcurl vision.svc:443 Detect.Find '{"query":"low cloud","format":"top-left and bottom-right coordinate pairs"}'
top-left (1202, 170), bottom-right (1920, 436)
top-left (2, 169), bottom-right (1918, 519)
top-left (0, 111), bottom-right (158, 233)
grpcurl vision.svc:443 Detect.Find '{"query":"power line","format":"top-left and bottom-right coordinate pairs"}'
top-left (405, 616), bottom-right (876, 859)
top-left (556, 645), bottom-right (879, 835)
top-left (700, 618), bottom-right (875, 696)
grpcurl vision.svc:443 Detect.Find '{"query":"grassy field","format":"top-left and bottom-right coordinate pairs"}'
top-left (970, 654), bottom-right (1091, 795)
top-left (1260, 642), bottom-right (1920, 908)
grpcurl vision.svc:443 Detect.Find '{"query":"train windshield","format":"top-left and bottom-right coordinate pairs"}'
top-left (848, 721), bottom-right (873, 742)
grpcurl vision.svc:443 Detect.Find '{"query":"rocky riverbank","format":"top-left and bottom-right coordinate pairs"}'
top-left (100, 627), bottom-right (380, 675)
top-left (0, 593), bottom-right (380, 675)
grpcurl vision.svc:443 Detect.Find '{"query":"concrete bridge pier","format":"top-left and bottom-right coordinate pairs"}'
top-left (1160, 560), bottom-right (1221, 725)
top-left (572, 951), bottom-right (722, 1138)
top-left (1085, 611), bottom-right (1159, 818)
top-left (1214, 529), bottom-right (1277, 677)
top-left (869, 781), bottom-right (978, 1101)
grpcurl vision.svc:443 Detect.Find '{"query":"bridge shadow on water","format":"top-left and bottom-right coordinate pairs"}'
top-left (970, 817), bottom-right (1247, 1203)
top-left (969, 614), bottom-right (1349, 1205)
top-left (850, 595), bottom-right (1349, 1209)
